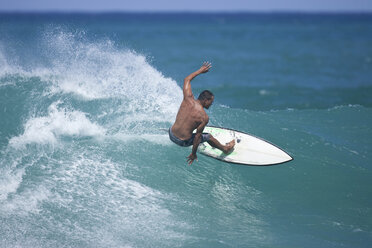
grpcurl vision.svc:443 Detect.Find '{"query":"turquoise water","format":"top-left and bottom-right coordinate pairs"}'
top-left (0, 13), bottom-right (372, 247)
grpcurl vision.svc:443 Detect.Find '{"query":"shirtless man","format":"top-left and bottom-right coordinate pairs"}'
top-left (169, 62), bottom-right (235, 165)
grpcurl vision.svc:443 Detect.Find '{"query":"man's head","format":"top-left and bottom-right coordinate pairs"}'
top-left (198, 90), bottom-right (214, 109)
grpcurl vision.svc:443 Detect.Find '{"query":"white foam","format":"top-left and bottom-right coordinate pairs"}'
top-left (0, 184), bottom-right (51, 215)
top-left (3, 29), bottom-right (183, 143)
top-left (9, 101), bottom-right (106, 147)
top-left (41, 30), bottom-right (182, 118)
top-left (0, 167), bottom-right (25, 201)
top-left (46, 154), bottom-right (189, 245)
top-left (2, 30), bottom-right (182, 119)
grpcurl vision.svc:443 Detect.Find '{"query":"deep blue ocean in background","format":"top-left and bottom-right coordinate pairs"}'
top-left (0, 13), bottom-right (371, 247)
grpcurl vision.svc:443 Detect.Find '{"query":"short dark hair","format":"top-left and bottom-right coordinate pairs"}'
top-left (198, 90), bottom-right (214, 101)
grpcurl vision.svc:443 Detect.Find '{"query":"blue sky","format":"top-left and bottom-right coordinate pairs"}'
top-left (1, 0), bottom-right (372, 12)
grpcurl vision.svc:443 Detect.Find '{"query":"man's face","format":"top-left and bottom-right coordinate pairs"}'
top-left (205, 96), bottom-right (214, 109)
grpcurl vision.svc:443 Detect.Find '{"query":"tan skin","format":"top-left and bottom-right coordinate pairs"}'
top-left (171, 62), bottom-right (235, 165)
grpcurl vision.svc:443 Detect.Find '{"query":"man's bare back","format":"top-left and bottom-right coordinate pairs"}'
top-left (171, 96), bottom-right (208, 140)
top-left (169, 62), bottom-right (235, 165)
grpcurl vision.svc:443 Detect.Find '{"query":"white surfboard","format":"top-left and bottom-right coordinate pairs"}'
top-left (197, 126), bottom-right (293, 166)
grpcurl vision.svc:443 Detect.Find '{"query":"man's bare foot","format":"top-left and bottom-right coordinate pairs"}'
top-left (223, 139), bottom-right (235, 153)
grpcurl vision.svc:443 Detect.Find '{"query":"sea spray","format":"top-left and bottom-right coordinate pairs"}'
top-left (1, 29), bottom-right (190, 247)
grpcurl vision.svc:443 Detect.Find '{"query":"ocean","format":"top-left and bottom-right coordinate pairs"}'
top-left (0, 13), bottom-right (371, 247)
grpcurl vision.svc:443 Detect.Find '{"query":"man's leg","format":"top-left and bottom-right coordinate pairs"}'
top-left (207, 135), bottom-right (235, 153)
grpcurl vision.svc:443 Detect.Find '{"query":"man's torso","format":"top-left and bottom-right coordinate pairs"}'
top-left (171, 98), bottom-right (208, 140)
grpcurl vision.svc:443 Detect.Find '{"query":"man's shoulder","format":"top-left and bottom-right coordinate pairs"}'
top-left (181, 96), bottom-right (196, 105)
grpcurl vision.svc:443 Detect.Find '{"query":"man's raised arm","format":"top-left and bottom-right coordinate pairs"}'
top-left (183, 62), bottom-right (212, 99)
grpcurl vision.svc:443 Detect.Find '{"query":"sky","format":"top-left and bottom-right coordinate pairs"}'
top-left (0, 0), bottom-right (372, 12)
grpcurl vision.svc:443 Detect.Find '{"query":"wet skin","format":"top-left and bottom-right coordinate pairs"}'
top-left (171, 62), bottom-right (235, 165)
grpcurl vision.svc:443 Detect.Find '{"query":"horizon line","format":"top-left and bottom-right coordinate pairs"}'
top-left (1, 10), bottom-right (372, 14)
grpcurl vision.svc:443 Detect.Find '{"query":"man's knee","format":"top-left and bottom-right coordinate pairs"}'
top-left (203, 133), bottom-right (212, 143)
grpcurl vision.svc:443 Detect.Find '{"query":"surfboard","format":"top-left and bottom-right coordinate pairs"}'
top-left (196, 126), bottom-right (293, 166)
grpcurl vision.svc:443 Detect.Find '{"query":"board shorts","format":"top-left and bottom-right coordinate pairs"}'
top-left (169, 128), bottom-right (211, 147)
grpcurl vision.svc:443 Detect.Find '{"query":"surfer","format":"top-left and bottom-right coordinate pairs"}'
top-left (169, 62), bottom-right (235, 165)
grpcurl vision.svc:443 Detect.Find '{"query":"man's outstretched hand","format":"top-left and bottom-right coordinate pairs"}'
top-left (198, 62), bottom-right (212, 74)
top-left (187, 153), bottom-right (198, 165)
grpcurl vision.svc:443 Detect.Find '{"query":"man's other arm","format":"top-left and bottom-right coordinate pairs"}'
top-left (187, 118), bottom-right (208, 165)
